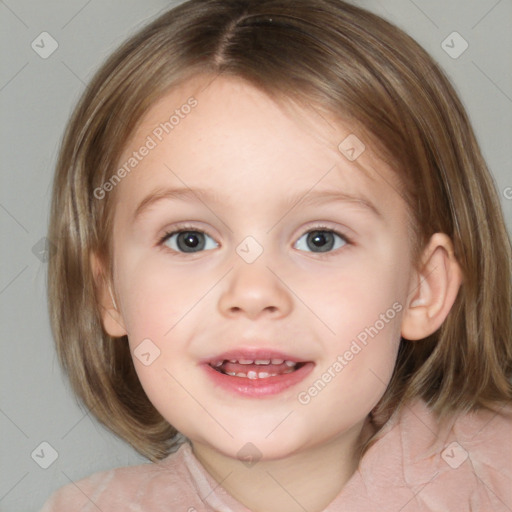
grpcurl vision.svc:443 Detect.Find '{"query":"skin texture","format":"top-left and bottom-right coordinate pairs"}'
top-left (93, 76), bottom-right (462, 512)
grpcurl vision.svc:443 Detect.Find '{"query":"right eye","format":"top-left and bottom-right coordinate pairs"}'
top-left (160, 230), bottom-right (219, 253)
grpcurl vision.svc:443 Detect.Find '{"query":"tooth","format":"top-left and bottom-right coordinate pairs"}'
top-left (257, 371), bottom-right (270, 378)
top-left (235, 372), bottom-right (247, 378)
top-left (214, 361), bottom-right (223, 367)
top-left (255, 359), bottom-right (270, 365)
top-left (247, 371), bottom-right (258, 379)
top-left (285, 360), bottom-right (296, 367)
top-left (226, 371), bottom-right (236, 376)
top-left (239, 359), bottom-right (254, 364)
top-left (271, 359), bottom-right (284, 364)
top-left (229, 359), bottom-right (237, 363)
top-left (283, 367), bottom-right (295, 374)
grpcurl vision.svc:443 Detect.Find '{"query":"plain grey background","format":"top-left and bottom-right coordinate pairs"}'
top-left (0, 0), bottom-right (511, 510)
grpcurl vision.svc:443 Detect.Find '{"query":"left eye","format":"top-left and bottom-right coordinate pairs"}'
top-left (162, 230), bottom-right (219, 253)
top-left (294, 230), bottom-right (347, 253)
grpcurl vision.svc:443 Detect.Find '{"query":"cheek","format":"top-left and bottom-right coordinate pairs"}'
top-left (300, 304), bottom-right (403, 423)
top-left (118, 254), bottom-right (209, 340)
top-left (301, 250), bottom-right (408, 337)
top-left (299, 250), bottom-right (406, 402)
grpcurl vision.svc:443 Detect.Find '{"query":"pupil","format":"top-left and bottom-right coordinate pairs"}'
top-left (307, 231), bottom-right (334, 252)
top-left (178, 231), bottom-right (205, 252)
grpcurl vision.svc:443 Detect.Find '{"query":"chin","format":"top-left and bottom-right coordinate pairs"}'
top-left (203, 427), bottom-right (311, 463)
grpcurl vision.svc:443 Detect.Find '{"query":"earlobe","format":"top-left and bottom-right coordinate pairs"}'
top-left (90, 252), bottom-right (128, 338)
top-left (401, 233), bottom-right (462, 341)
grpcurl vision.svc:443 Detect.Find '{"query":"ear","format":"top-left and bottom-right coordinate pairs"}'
top-left (401, 233), bottom-right (462, 340)
top-left (90, 252), bottom-right (128, 338)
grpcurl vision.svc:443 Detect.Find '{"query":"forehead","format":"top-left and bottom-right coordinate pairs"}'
top-left (111, 75), bottom-right (405, 218)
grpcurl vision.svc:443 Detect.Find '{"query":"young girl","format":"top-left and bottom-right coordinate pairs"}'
top-left (42, 0), bottom-right (511, 510)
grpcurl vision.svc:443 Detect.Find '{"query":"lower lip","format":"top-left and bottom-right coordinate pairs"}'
top-left (201, 362), bottom-right (315, 397)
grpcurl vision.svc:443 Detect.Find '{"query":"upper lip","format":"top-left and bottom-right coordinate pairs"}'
top-left (200, 348), bottom-right (311, 366)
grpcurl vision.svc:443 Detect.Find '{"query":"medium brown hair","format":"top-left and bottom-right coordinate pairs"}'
top-left (48, 0), bottom-right (512, 461)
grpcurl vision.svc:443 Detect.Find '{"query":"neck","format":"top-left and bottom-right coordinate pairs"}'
top-left (192, 417), bottom-right (374, 512)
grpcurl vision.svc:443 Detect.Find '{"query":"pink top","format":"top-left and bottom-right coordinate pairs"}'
top-left (41, 400), bottom-right (512, 511)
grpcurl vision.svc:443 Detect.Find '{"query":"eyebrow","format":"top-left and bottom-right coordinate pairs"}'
top-left (132, 186), bottom-right (381, 222)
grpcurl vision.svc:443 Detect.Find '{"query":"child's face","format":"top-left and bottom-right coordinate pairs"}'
top-left (105, 76), bottom-right (416, 460)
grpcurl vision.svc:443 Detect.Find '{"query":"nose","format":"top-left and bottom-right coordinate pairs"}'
top-left (218, 259), bottom-right (293, 320)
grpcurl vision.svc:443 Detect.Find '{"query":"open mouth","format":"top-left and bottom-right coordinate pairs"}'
top-left (202, 352), bottom-right (315, 396)
top-left (208, 358), bottom-right (308, 379)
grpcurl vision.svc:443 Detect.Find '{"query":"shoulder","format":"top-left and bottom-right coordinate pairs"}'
top-left (353, 400), bottom-right (512, 511)
top-left (396, 399), bottom-right (512, 467)
top-left (40, 442), bottom-right (202, 512)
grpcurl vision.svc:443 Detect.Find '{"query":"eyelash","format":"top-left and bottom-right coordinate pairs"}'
top-left (157, 223), bottom-right (352, 255)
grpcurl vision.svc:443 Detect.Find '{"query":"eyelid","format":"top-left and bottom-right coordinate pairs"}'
top-left (157, 224), bottom-right (350, 239)
top-left (293, 223), bottom-right (353, 245)
top-left (157, 223), bottom-right (219, 245)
